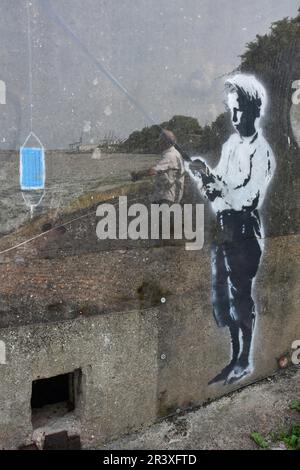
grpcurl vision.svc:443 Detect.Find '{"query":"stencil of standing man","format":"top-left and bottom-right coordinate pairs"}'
top-left (187, 74), bottom-right (276, 385)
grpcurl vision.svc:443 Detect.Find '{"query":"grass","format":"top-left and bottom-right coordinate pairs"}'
top-left (250, 400), bottom-right (300, 450)
top-left (250, 432), bottom-right (269, 449)
top-left (278, 425), bottom-right (300, 450)
top-left (289, 400), bottom-right (300, 413)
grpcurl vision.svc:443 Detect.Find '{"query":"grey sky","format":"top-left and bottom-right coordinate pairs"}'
top-left (0, 0), bottom-right (299, 149)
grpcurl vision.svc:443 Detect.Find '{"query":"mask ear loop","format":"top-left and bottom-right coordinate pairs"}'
top-left (20, 3), bottom-right (46, 218)
top-left (21, 191), bottom-right (45, 219)
top-left (22, 131), bottom-right (44, 149)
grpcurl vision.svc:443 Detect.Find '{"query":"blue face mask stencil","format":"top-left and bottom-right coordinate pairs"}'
top-left (20, 146), bottom-right (45, 190)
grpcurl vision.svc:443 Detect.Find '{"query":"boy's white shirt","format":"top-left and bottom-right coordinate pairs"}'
top-left (187, 130), bottom-right (276, 214)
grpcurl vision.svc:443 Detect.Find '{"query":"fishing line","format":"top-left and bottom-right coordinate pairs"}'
top-left (0, 193), bottom-right (144, 256)
top-left (1, 2), bottom-right (194, 255)
top-left (39, 0), bottom-right (191, 160)
top-left (40, 0), bottom-right (157, 127)
top-left (20, 1), bottom-right (46, 216)
top-left (26, 1), bottom-right (34, 133)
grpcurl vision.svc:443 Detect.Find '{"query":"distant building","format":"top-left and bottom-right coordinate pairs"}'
top-left (68, 136), bottom-right (82, 153)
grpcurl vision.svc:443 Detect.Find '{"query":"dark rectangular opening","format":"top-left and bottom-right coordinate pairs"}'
top-left (31, 372), bottom-right (75, 410)
top-left (31, 369), bottom-right (82, 429)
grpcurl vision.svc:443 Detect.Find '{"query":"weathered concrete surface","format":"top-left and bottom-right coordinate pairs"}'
top-left (0, 233), bottom-right (299, 448)
top-left (0, 149), bottom-right (300, 448)
top-left (0, 311), bottom-right (158, 450)
top-left (0, 3), bottom-right (299, 451)
top-left (100, 367), bottom-right (300, 450)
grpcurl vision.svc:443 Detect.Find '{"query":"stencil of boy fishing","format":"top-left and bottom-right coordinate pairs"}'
top-left (187, 74), bottom-right (276, 385)
top-left (41, 3), bottom-right (276, 386)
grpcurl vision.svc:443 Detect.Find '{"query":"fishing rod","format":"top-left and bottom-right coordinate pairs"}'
top-left (39, 0), bottom-right (194, 163)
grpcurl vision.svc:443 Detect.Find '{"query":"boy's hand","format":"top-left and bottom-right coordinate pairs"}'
top-left (189, 159), bottom-right (208, 175)
top-left (204, 182), bottom-right (222, 201)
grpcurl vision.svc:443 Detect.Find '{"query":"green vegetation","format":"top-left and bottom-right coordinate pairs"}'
top-left (250, 432), bottom-right (269, 449)
top-left (240, 8), bottom-right (300, 153)
top-left (251, 398), bottom-right (300, 450)
top-left (289, 400), bottom-right (300, 412)
top-left (116, 115), bottom-right (204, 154)
top-left (240, 11), bottom-right (300, 76)
top-left (251, 426), bottom-right (300, 450)
top-left (278, 425), bottom-right (300, 450)
top-left (115, 9), bottom-right (300, 157)
top-left (115, 113), bottom-right (231, 155)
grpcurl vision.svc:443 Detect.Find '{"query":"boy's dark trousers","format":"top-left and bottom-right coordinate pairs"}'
top-left (209, 209), bottom-right (262, 384)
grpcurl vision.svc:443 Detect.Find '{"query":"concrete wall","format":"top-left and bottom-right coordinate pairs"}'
top-left (0, 6), bottom-right (300, 450)
top-left (0, 310), bottom-right (158, 449)
top-left (0, 233), bottom-right (299, 449)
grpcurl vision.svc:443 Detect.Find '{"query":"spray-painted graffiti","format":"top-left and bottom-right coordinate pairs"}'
top-left (291, 340), bottom-right (300, 365)
top-left (187, 74), bottom-right (276, 385)
top-left (0, 340), bottom-right (6, 364)
top-left (292, 80), bottom-right (300, 105)
top-left (0, 80), bottom-right (6, 104)
top-left (291, 80), bottom-right (300, 146)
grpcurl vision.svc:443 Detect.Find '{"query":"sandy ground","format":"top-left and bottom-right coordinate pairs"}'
top-left (98, 367), bottom-right (300, 450)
